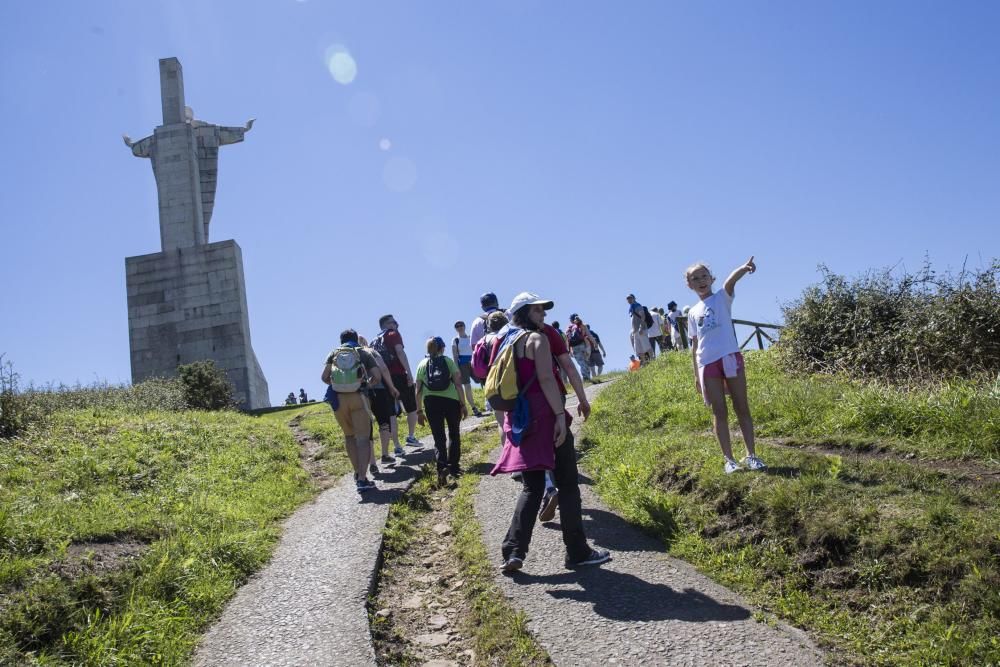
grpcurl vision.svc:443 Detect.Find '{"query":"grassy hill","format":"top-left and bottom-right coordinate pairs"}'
top-left (581, 351), bottom-right (999, 665)
top-left (0, 405), bottom-right (328, 665)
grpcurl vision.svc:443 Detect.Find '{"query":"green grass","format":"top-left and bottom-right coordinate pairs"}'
top-left (580, 351), bottom-right (1000, 666)
top-left (0, 408), bottom-right (314, 665)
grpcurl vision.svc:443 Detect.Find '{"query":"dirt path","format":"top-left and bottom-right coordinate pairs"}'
top-left (474, 383), bottom-right (824, 666)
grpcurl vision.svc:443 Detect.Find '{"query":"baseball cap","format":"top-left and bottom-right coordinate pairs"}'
top-left (569, 313), bottom-right (579, 321)
top-left (508, 292), bottom-right (554, 314)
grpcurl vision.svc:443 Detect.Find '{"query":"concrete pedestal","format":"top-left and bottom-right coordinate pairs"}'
top-left (126, 240), bottom-right (269, 409)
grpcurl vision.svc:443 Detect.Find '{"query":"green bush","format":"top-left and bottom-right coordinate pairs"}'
top-left (778, 259), bottom-right (1000, 381)
top-left (0, 355), bottom-right (187, 438)
top-left (177, 360), bottom-right (235, 411)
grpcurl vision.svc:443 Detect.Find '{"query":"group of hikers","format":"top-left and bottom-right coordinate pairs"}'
top-left (284, 388), bottom-right (310, 405)
top-left (319, 257), bottom-right (766, 573)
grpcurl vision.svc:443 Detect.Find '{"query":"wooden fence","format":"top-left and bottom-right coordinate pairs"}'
top-left (675, 317), bottom-right (783, 351)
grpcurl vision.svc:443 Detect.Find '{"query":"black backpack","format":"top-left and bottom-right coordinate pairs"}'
top-left (567, 325), bottom-right (585, 346)
top-left (425, 356), bottom-right (451, 391)
top-left (372, 333), bottom-right (398, 369)
top-left (643, 306), bottom-right (654, 329)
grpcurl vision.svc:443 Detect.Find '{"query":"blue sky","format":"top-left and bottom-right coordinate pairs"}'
top-left (2, 0), bottom-right (998, 405)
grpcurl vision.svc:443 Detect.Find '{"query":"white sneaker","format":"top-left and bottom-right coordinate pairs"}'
top-left (744, 455), bottom-right (767, 471)
top-left (724, 458), bottom-right (744, 474)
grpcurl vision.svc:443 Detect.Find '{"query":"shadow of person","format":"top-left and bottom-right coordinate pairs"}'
top-left (514, 568), bottom-right (751, 623)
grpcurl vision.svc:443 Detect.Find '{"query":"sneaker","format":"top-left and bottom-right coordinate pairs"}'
top-left (364, 478), bottom-right (377, 489)
top-left (356, 478), bottom-right (373, 493)
top-left (380, 455), bottom-right (396, 464)
top-left (405, 436), bottom-right (421, 446)
top-left (394, 445), bottom-right (404, 456)
top-left (724, 458), bottom-right (744, 474)
top-left (473, 408), bottom-right (483, 417)
top-left (744, 455), bottom-right (767, 471)
top-left (538, 488), bottom-right (559, 522)
top-left (369, 463), bottom-right (379, 476)
top-left (500, 556), bottom-right (523, 574)
top-left (566, 548), bottom-right (611, 568)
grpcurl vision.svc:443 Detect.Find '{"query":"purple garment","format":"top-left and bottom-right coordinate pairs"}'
top-left (490, 355), bottom-right (572, 475)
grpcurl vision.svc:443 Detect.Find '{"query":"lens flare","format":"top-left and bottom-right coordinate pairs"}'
top-left (379, 138), bottom-right (391, 151)
top-left (325, 45), bottom-right (357, 85)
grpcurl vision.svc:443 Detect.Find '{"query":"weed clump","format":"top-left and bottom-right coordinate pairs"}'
top-left (778, 259), bottom-right (1000, 381)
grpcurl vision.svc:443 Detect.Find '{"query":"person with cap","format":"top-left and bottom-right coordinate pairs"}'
top-left (626, 293), bottom-right (653, 364)
top-left (415, 336), bottom-right (468, 486)
top-left (470, 292), bottom-right (500, 350)
top-left (452, 320), bottom-right (481, 417)
top-left (490, 292), bottom-right (611, 573)
top-left (666, 301), bottom-right (683, 350)
top-left (565, 313), bottom-right (594, 381)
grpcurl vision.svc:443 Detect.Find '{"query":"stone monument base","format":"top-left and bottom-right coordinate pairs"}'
top-left (126, 240), bottom-right (269, 409)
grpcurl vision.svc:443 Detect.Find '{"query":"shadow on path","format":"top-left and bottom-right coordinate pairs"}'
top-left (513, 568), bottom-right (751, 623)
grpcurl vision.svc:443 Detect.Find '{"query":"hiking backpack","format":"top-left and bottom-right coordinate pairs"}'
top-left (371, 332), bottom-right (398, 369)
top-left (329, 346), bottom-right (364, 392)
top-left (567, 324), bottom-right (585, 346)
top-left (642, 306), bottom-right (654, 329)
top-left (471, 334), bottom-right (496, 383)
top-left (424, 356), bottom-right (452, 392)
top-left (484, 327), bottom-right (537, 412)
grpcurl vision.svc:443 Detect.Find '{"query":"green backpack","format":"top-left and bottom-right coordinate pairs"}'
top-left (330, 346), bottom-right (364, 392)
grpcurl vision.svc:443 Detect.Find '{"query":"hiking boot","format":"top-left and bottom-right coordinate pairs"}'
top-left (394, 445), bottom-right (405, 456)
top-left (744, 455), bottom-right (767, 471)
top-left (724, 458), bottom-right (744, 474)
top-left (566, 549), bottom-right (611, 568)
top-left (380, 455), bottom-right (396, 464)
top-left (437, 470), bottom-right (448, 487)
top-left (539, 488), bottom-right (559, 522)
top-left (405, 436), bottom-right (421, 446)
top-left (500, 556), bottom-right (523, 574)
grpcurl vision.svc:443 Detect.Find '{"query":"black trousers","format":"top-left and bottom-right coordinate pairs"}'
top-left (424, 394), bottom-right (461, 473)
top-left (501, 429), bottom-right (591, 563)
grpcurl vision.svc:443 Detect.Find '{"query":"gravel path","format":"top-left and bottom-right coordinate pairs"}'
top-left (193, 416), bottom-right (487, 667)
top-left (475, 382), bottom-right (824, 666)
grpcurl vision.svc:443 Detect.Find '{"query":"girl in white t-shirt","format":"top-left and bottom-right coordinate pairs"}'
top-left (685, 258), bottom-right (767, 474)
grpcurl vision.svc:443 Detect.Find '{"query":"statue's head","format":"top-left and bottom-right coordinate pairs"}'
top-left (184, 106), bottom-right (194, 123)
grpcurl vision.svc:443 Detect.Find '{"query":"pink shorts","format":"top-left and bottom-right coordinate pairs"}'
top-left (702, 352), bottom-right (744, 379)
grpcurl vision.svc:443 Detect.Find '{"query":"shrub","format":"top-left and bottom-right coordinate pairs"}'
top-left (0, 354), bottom-right (188, 438)
top-left (778, 259), bottom-right (1000, 381)
top-left (177, 360), bottom-right (236, 410)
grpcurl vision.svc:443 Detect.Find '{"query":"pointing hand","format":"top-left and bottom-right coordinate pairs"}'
top-left (744, 256), bottom-right (756, 274)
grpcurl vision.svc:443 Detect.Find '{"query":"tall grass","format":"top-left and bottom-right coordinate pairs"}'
top-left (580, 352), bottom-right (1000, 665)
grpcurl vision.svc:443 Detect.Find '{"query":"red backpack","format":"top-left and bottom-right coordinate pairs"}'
top-left (471, 333), bottom-right (497, 383)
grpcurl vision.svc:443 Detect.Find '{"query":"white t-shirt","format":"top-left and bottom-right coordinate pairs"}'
top-left (453, 335), bottom-right (473, 358)
top-left (666, 310), bottom-right (679, 330)
top-left (687, 290), bottom-right (739, 367)
top-left (647, 311), bottom-right (662, 338)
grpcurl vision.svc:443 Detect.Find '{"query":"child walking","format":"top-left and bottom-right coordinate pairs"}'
top-left (685, 257), bottom-right (767, 474)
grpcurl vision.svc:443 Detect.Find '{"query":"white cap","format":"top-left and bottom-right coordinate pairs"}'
top-left (508, 291), bottom-right (554, 315)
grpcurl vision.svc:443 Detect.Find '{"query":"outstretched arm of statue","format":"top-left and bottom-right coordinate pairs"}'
top-left (218, 119), bottom-right (255, 145)
top-left (123, 134), bottom-right (153, 158)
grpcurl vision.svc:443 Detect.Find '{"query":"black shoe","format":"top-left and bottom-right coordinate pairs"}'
top-left (565, 548), bottom-right (611, 568)
top-left (511, 471), bottom-right (523, 483)
top-left (437, 470), bottom-right (448, 487)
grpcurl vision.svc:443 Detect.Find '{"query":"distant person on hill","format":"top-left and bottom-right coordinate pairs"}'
top-left (452, 321), bottom-right (482, 417)
top-left (686, 257), bottom-right (766, 475)
top-left (655, 307), bottom-right (673, 351)
top-left (666, 301), bottom-right (683, 350)
top-left (565, 314), bottom-right (593, 381)
top-left (491, 292), bottom-right (610, 573)
top-left (626, 294), bottom-right (652, 364)
top-left (285, 392), bottom-right (297, 405)
top-left (628, 355), bottom-right (641, 372)
top-left (588, 327), bottom-right (607, 378)
top-left (298, 388), bottom-right (308, 404)
top-left (416, 336), bottom-right (468, 486)
top-left (646, 306), bottom-right (662, 359)
top-left (322, 328), bottom-right (386, 494)
top-left (373, 314), bottom-right (421, 449)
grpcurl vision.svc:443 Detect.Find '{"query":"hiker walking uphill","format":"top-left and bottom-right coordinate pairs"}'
top-left (469, 292), bottom-right (500, 350)
top-left (626, 293), bottom-right (653, 364)
top-left (321, 329), bottom-right (388, 494)
top-left (686, 257), bottom-right (767, 474)
top-left (452, 321), bottom-right (482, 417)
top-left (416, 336), bottom-right (468, 486)
top-left (373, 314), bottom-right (421, 448)
top-left (666, 300), bottom-right (684, 350)
top-left (358, 335), bottom-right (401, 469)
top-left (566, 314), bottom-right (594, 381)
top-left (588, 326), bottom-right (607, 378)
top-left (489, 292), bottom-right (610, 573)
